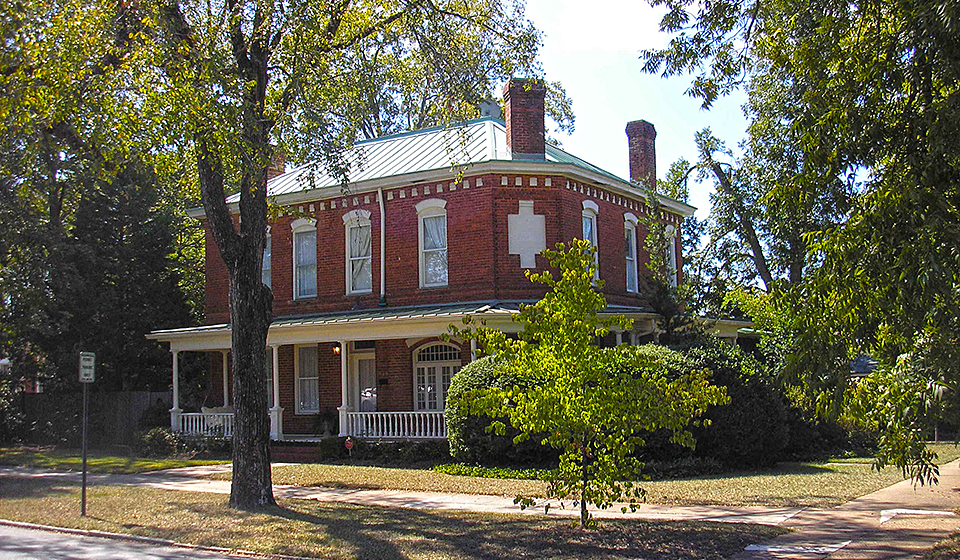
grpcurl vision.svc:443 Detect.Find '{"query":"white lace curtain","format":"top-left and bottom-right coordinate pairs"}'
top-left (422, 215), bottom-right (447, 285)
top-left (349, 224), bottom-right (372, 292)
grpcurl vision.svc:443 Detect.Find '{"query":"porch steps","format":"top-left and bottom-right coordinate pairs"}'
top-left (271, 444), bottom-right (321, 463)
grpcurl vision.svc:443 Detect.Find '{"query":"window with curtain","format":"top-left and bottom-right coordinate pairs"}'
top-left (625, 224), bottom-right (637, 292)
top-left (297, 346), bottom-right (319, 413)
top-left (262, 236), bottom-right (272, 288)
top-left (582, 200), bottom-right (599, 280)
top-left (348, 223), bottom-right (372, 293)
top-left (266, 348), bottom-right (274, 409)
top-left (294, 230), bottom-right (317, 298)
top-left (421, 215), bottom-right (447, 287)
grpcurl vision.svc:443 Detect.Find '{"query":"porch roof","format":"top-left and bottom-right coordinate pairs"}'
top-left (147, 300), bottom-right (657, 351)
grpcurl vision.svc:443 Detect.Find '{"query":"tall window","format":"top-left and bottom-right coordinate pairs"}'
top-left (292, 218), bottom-right (317, 299)
top-left (261, 234), bottom-right (272, 288)
top-left (296, 345), bottom-right (319, 413)
top-left (266, 347), bottom-right (274, 409)
top-left (416, 199), bottom-right (448, 288)
top-left (414, 343), bottom-right (461, 411)
top-left (343, 210), bottom-right (372, 294)
top-left (666, 225), bottom-right (678, 288)
top-left (624, 216), bottom-right (638, 293)
top-left (582, 200), bottom-right (599, 279)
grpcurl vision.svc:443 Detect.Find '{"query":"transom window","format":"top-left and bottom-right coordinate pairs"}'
top-left (292, 218), bottom-right (317, 299)
top-left (414, 343), bottom-right (461, 411)
top-left (416, 199), bottom-right (448, 288)
top-left (343, 210), bottom-right (372, 294)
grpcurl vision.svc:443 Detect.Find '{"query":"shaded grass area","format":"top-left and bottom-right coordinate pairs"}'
top-left (0, 478), bottom-right (785, 560)
top-left (925, 530), bottom-right (960, 560)
top-left (0, 447), bottom-right (226, 474)
top-left (247, 442), bottom-right (960, 508)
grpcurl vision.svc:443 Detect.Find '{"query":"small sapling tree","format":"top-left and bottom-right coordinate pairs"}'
top-left (452, 240), bottom-right (727, 526)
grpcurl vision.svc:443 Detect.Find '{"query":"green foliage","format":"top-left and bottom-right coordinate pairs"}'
top-left (317, 437), bottom-right (450, 466)
top-left (453, 240), bottom-right (727, 525)
top-left (445, 356), bottom-right (556, 465)
top-left (431, 463), bottom-right (555, 481)
top-left (685, 340), bottom-right (788, 467)
top-left (137, 428), bottom-right (184, 458)
top-left (643, 0), bottom-right (960, 480)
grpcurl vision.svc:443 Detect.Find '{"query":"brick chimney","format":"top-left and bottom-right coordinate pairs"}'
top-left (503, 78), bottom-right (546, 160)
top-left (266, 150), bottom-right (286, 181)
top-left (626, 120), bottom-right (656, 188)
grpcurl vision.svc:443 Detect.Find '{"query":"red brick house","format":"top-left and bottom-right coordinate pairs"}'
top-left (147, 79), bottom-right (697, 441)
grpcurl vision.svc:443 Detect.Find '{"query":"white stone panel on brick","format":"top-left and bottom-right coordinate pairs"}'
top-left (508, 200), bottom-right (546, 269)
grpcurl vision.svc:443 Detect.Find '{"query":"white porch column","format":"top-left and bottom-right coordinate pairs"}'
top-left (470, 339), bottom-right (477, 362)
top-left (221, 350), bottom-right (229, 407)
top-left (170, 350), bottom-right (181, 431)
top-left (630, 330), bottom-right (637, 345)
top-left (615, 331), bottom-right (623, 346)
top-left (337, 341), bottom-right (350, 436)
top-left (269, 345), bottom-right (283, 441)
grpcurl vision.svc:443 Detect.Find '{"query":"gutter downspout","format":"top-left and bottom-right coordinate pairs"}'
top-left (378, 187), bottom-right (387, 306)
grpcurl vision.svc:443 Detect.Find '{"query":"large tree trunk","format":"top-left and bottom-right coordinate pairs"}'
top-left (227, 245), bottom-right (275, 508)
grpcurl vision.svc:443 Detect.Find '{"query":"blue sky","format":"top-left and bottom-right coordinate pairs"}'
top-left (524, 0), bottom-right (749, 218)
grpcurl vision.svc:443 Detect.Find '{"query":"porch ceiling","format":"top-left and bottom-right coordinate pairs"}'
top-left (147, 300), bottom-right (657, 352)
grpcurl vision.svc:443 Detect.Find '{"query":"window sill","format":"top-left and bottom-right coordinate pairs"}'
top-left (419, 284), bottom-right (449, 290)
top-left (293, 296), bottom-right (317, 302)
top-left (346, 290), bottom-right (374, 296)
top-left (296, 410), bottom-right (320, 415)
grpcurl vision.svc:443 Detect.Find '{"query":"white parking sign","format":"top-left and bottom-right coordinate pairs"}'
top-left (79, 352), bottom-right (96, 383)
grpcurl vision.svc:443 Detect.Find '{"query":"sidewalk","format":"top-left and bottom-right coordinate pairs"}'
top-left (2, 459), bottom-right (959, 558)
top-left (731, 459), bottom-right (960, 559)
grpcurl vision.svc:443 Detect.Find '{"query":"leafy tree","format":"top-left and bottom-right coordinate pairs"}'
top-left (643, 0), bottom-right (960, 481)
top-left (453, 240), bottom-right (726, 526)
top-left (3, 0), bottom-right (556, 508)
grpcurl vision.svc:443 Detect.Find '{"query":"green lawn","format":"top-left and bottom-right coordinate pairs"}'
top-left (0, 477), bottom-right (786, 560)
top-left (237, 442), bottom-right (960, 508)
top-left (0, 447), bottom-right (227, 474)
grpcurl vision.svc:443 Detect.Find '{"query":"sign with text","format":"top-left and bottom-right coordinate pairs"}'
top-left (78, 352), bottom-right (96, 383)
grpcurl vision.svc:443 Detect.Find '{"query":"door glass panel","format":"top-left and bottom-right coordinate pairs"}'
top-left (358, 358), bottom-right (377, 412)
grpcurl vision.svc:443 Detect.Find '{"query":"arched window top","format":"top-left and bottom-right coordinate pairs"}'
top-left (416, 198), bottom-right (447, 215)
top-left (665, 224), bottom-right (677, 237)
top-left (342, 209), bottom-right (371, 225)
top-left (624, 212), bottom-right (638, 226)
top-left (582, 199), bottom-right (599, 214)
top-left (291, 217), bottom-right (317, 232)
top-left (416, 343), bottom-right (461, 363)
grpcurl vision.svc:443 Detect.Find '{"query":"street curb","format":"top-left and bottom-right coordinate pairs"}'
top-left (0, 518), bottom-right (326, 560)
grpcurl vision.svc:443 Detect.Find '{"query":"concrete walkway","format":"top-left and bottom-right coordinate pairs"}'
top-left (732, 459), bottom-right (960, 559)
top-left (3, 460), bottom-right (960, 558)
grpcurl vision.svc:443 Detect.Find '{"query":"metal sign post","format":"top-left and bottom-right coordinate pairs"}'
top-left (78, 352), bottom-right (95, 516)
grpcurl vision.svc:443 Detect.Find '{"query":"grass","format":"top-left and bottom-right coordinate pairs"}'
top-left (233, 442), bottom-right (960, 508)
top-left (0, 446), bottom-right (227, 474)
top-left (0, 477), bottom-right (786, 560)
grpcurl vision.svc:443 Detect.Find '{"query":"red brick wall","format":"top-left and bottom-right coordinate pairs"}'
top-left (202, 173), bottom-right (684, 323)
top-left (503, 79), bottom-right (546, 158)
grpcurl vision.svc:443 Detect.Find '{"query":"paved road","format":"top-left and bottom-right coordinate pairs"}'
top-left (0, 525), bottom-right (244, 560)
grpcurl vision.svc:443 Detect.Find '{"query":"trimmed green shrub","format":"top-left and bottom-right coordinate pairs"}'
top-left (136, 427), bottom-right (183, 457)
top-left (317, 437), bottom-right (449, 465)
top-left (432, 463), bottom-right (555, 480)
top-left (685, 339), bottom-right (789, 467)
top-left (444, 356), bottom-right (557, 466)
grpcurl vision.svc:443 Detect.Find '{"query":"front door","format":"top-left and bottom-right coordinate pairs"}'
top-left (350, 354), bottom-right (377, 412)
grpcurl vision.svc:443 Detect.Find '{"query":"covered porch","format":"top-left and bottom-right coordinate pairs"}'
top-left (147, 302), bottom-right (660, 441)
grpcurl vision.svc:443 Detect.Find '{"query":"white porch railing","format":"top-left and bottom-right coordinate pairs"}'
top-left (344, 411), bottom-right (445, 439)
top-left (178, 412), bottom-right (235, 438)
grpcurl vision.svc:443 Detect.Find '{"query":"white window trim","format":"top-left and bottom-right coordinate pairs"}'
top-left (291, 218), bottom-right (318, 300)
top-left (416, 199), bottom-right (448, 288)
top-left (624, 213), bottom-right (639, 293)
top-left (665, 224), bottom-right (678, 288)
top-left (412, 342), bottom-right (461, 412)
top-left (262, 226), bottom-right (272, 289)
top-left (294, 344), bottom-right (320, 414)
top-left (582, 200), bottom-right (599, 280)
top-left (342, 209), bottom-right (373, 295)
